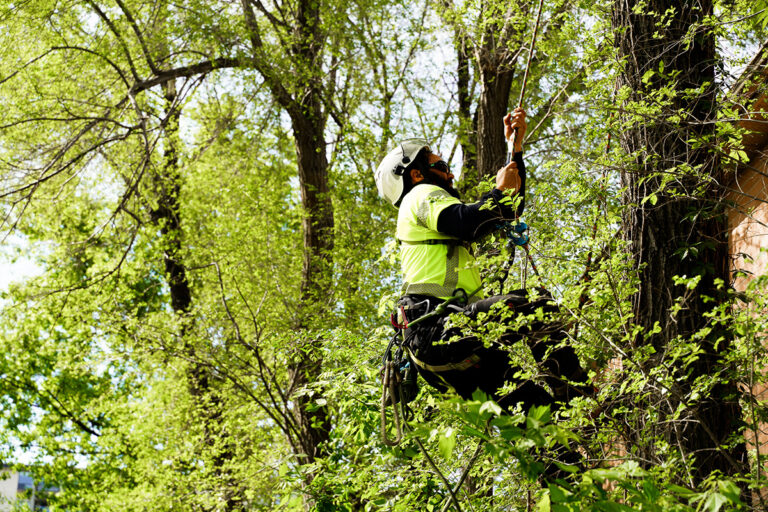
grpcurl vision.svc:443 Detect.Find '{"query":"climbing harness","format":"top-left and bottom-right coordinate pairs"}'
top-left (379, 288), bottom-right (479, 446)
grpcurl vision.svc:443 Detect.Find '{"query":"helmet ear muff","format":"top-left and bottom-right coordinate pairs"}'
top-left (395, 155), bottom-right (411, 176)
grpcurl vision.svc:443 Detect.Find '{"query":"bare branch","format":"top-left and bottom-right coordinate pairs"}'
top-left (86, 0), bottom-right (141, 82)
top-left (114, 0), bottom-right (161, 74)
top-left (0, 48), bottom-right (57, 86)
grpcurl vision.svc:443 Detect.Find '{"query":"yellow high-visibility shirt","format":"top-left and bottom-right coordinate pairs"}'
top-left (396, 184), bottom-right (483, 302)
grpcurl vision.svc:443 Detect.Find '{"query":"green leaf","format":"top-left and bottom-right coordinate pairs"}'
top-left (537, 489), bottom-right (551, 512)
top-left (438, 427), bottom-right (457, 460)
top-left (702, 492), bottom-right (729, 512)
top-left (526, 405), bottom-right (552, 430)
top-left (479, 400), bottom-right (502, 417)
top-left (548, 482), bottom-right (573, 503)
top-left (641, 192), bottom-right (658, 205)
top-left (716, 479), bottom-right (742, 502)
top-left (642, 69), bottom-right (655, 84)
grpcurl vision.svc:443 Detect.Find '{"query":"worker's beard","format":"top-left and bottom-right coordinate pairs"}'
top-left (424, 170), bottom-right (460, 199)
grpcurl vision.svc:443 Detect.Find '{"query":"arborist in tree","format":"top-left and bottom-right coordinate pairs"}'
top-left (375, 108), bottom-right (592, 414)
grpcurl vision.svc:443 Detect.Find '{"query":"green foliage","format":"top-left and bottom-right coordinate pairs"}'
top-left (0, 0), bottom-right (767, 510)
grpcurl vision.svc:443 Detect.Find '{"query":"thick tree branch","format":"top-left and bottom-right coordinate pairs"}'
top-left (239, 0), bottom-right (299, 114)
top-left (130, 57), bottom-right (249, 95)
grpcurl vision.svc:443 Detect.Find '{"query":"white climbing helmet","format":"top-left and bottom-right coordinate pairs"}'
top-left (374, 138), bottom-right (431, 207)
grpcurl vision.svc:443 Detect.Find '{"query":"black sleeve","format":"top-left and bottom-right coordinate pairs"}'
top-left (436, 151), bottom-right (526, 242)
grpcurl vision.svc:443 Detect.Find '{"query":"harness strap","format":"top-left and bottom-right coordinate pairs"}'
top-left (408, 349), bottom-right (481, 373)
top-left (398, 238), bottom-right (463, 246)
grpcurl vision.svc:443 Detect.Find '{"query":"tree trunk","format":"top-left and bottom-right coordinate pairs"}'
top-left (149, 79), bottom-right (242, 510)
top-left (449, 11), bottom-right (518, 191)
top-left (288, 105), bottom-right (333, 465)
top-left (239, 0), bottom-right (333, 473)
top-left (293, 112), bottom-right (333, 308)
top-left (613, 0), bottom-right (747, 481)
top-left (476, 58), bottom-right (515, 179)
top-left (454, 30), bottom-right (478, 182)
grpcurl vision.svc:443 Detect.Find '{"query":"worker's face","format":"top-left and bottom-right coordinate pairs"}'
top-left (425, 153), bottom-right (456, 192)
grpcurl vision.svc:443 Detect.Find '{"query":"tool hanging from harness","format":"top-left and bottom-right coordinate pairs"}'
top-left (379, 329), bottom-right (417, 447)
top-left (495, 219), bottom-right (542, 292)
top-left (380, 300), bottom-right (431, 447)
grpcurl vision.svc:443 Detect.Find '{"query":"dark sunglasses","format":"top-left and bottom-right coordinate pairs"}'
top-left (428, 160), bottom-right (451, 174)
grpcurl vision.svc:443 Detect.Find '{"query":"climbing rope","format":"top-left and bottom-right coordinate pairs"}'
top-left (515, 0), bottom-right (545, 289)
top-left (518, 0), bottom-right (545, 109)
top-left (507, 0), bottom-right (545, 154)
top-left (380, 358), bottom-right (404, 446)
top-left (497, 0), bottom-right (546, 293)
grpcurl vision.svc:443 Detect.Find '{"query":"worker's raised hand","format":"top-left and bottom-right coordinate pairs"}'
top-left (503, 108), bottom-right (527, 153)
top-left (495, 160), bottom-right (521, 193)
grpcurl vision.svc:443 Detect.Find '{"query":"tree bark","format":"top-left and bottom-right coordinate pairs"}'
top-left (613, 0), bottom-right (747, 481)
top-left (147, 80), bottom-right (242, 510)
top-left (476, 49), bottom-right (516, 179)
top-left (454, 29), bottom-right (478, 181)
top-left (240, 0), bottom-right (333, 470)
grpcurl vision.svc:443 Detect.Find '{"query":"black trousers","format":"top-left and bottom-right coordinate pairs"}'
top-left (402, 289), bottom-right (591, 413)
